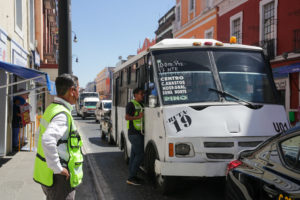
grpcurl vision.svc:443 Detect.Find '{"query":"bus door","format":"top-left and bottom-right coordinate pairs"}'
top-left (114, 77), bottom-right (120, 143)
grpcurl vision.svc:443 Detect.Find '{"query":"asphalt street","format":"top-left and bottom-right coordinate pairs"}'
top-left (75, 116), bottom-right (226, 200)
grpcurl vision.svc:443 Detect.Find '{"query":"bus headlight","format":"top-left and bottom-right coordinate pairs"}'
top-left (175, 143), bottom-right (191, 156)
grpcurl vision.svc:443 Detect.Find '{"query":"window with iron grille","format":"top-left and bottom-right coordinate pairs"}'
top-left (232, 18), bottom-right (241, 43)
top-left (230, 12), bottom-right (243, 44)
top-left (294, 29), bottom-right (300, 52)
top-left (263, 2), bottom-right (275, 40)
top-left (190, 0), bottom-right (194, 11)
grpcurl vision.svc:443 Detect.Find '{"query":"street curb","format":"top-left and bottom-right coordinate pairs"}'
top-left (76, 122), bottom-right (106, 200)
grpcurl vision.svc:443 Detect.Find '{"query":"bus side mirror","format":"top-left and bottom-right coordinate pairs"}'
top-left (149, 95), bottom-right (157, 108)
top-left (148, 82), bottom-right (154, 90)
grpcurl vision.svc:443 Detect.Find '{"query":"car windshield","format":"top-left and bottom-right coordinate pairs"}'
top-left (103, 102), bottom-right (112, 109)
top-left (153, 49), bottom-right (277, 105)
top-left (85, 102), bottom-right (97, 106)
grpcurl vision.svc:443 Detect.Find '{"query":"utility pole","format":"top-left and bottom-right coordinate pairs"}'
top-left (58, 0), bottom-right (72, 75)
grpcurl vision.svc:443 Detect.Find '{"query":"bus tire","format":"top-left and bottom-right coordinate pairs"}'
top-left (145, 145), bottom-right (156, 179)
top-left (146, 145), bottom-right (174, 194)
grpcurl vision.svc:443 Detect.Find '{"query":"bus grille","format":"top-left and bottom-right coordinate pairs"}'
top-left (206, 153), bottom-right (234, 159)
top-left (204, 142), bottom-right (234, 148)
top-left (238, 141), bottom-right (262, 147)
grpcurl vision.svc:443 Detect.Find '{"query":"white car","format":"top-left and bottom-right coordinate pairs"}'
top-left (95, 100), bottom-right (112, 122)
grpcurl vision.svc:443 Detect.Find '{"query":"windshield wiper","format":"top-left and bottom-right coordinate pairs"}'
top-left (209, 88), bottom-right (260, 109)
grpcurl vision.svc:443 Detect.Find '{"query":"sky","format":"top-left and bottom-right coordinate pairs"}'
top-left (72, 0), bottom-right (175, 87)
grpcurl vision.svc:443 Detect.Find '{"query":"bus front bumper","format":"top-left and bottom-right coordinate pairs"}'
top-left (155, 160), bottom-right (228, 177)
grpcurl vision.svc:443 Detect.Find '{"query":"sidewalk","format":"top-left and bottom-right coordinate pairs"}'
top-left (0, 131), bottom-right (45, 200)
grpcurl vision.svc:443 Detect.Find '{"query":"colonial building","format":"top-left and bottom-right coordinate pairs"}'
top-left (173, 0), bottom-right (217, 39)
top-left (137, 38), bottom-right (156, 54)
top-left (0, 0), bottom-right (41, 155)
top-left (95, 67), bottom-right (115, 100)
top-left (155, 6), bottom-right (176, 42)
top-left (38, 0), bottom-right (59, 108)
top-left (215, 0), bottom-right (300, 124)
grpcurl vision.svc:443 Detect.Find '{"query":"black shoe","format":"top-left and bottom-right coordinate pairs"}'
top-left (126, 177), bottom-right (142, 186)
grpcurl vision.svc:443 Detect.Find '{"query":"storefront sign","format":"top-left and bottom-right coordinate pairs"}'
top-left (274, 79), bottom-right (286, 90)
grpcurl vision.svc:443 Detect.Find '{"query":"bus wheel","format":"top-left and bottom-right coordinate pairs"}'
top-left (123, 138), bottom-right (129, 164)
top-left (147, 146), bottom-right (174, 194)
top-left (145, 146), bottom-right (156, 179)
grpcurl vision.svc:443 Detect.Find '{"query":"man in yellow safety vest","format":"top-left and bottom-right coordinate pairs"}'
top-left (126, 87), bottom-right (145, 186)
top-left (33, 74), bottom-right (83, 200)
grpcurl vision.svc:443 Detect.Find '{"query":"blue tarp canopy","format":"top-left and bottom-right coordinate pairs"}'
top-left (0, 60), bottom-right (56, 95)
top-left (273, 62), bottom-right (300, 78)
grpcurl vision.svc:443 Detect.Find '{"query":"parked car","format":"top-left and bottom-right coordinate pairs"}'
top-left (71, 105), bottom-right (77, 116)
top-left (95, 100), bottom-right (112, 122)
top-left (226, 127), bottom-right (300, 200)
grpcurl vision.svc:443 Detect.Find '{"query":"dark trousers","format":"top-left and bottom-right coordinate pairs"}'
top-left (12, 128), bottom-right (20, 148)
top-left (128, 134), bottom-right (144, 179)
top-left (41, 174), bottom-right (75, 200)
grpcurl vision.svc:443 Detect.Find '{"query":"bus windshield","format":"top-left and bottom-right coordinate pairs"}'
top-left (153, 49), bottom-right (277, 105)
top-left (213, 50), bottom-right (276, 104)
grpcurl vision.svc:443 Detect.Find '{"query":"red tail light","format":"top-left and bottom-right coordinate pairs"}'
top-left (204, 41), bottom-right (213, 46)
top-left (226, 160), bottom-right (242, 175)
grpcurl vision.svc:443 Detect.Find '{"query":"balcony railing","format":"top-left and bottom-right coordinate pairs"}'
top-left (294, 29), bottom-right (300, 53)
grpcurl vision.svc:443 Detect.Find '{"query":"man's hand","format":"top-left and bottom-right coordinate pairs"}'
top-left (138, 112), bottom-right (143, 119)
top-left (60, 167), bottom-right (70, 180)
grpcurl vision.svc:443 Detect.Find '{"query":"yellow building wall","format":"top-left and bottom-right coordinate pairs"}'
top-left (174, 7), bottom-right (217, 39)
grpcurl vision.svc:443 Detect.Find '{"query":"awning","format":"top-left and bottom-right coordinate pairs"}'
top-left (273, 62), bottom-right (300, 78)
top-left (0, 60), bottom-right (56, 95)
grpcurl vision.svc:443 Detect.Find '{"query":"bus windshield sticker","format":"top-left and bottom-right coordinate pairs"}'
top-left (164, 95), bottom-right (188, 102)
top-left (157, 59), bottom-right (184, 73)
top-left (167, 110), bottom-right (192, 133)
top-left (160, 75), bottom-right (187, 99)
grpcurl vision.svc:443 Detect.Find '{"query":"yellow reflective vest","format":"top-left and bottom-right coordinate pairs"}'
top-left (33, 102), bottom-right (83, 188)
top-left (127, 99), bottom-right (143, 131)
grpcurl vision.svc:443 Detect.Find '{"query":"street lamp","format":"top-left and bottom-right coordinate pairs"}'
top-left (72, 31), bottom-right (78, 43)
top-left (72, 54), bottom-right (79, 63)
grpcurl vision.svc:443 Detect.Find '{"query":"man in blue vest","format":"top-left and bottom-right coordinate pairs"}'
top-left (126, 87), bottom-right (145, 186)
top-left (33, 74), bottom-right (83, 200)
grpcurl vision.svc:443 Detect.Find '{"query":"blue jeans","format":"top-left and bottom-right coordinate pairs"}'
top-left (128, 134), bottom-right (144, 179)
top-left (12, 128), bottom-right (20, 148)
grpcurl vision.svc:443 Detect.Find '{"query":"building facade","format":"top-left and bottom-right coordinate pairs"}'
top-left (0, 0), bottom-right (39, 155)
top-left (173, 0), bottom-right (217, 39)
top-left (215, 0), bottom-right (300, 124)
top-left (95, 67), bottom-right (115, 100)
top-left (38, 0), bottom-right (59, 109)
top-left (155, 6), bottom-right (176, 43)
top-left (85, 81), bottom-right (96, 92)
top-left (137, 38), bottom-right (156, 54)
